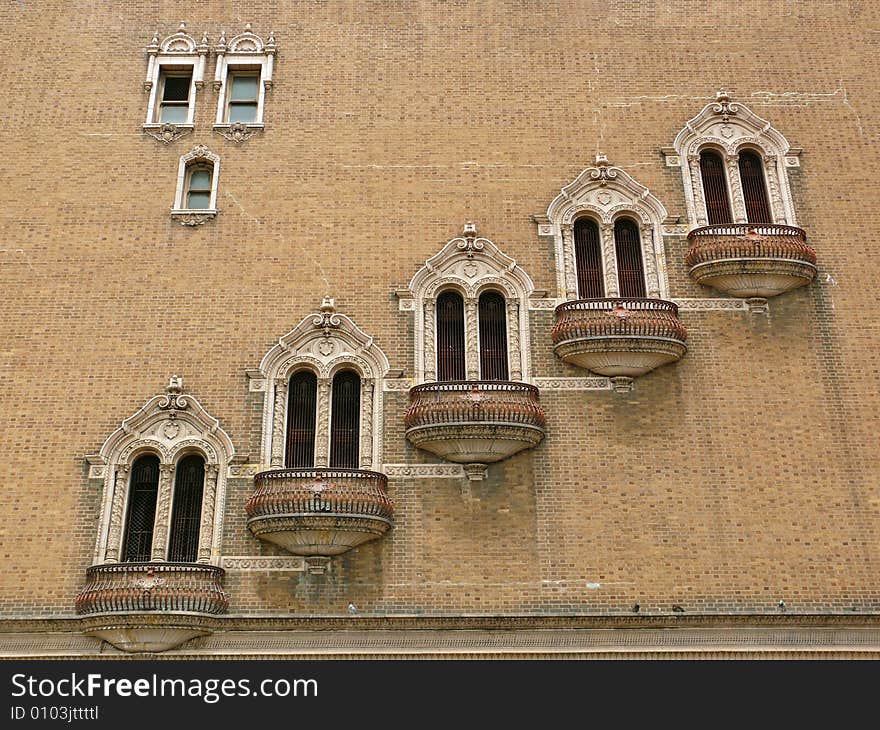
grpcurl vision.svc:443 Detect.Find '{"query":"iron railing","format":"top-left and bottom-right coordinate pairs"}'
top-left (552, 298), bottom-right (687, 344)
top-left (685, 224), bottom-right (816, 267)
top-left (405, 381), bottom-right (546, 429)
top-left (76, 562), bottom-right (228, 615)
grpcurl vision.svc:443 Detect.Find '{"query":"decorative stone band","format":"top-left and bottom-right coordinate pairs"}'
top-left (246, 469), bottom-right (394, 556)
top-left (404, 381), bottom-right (546, 430)
top-left (75, 563), bottom-right (228, 617)
top-left (551, 298), bottom-right (688, 378)
top-left (685, 224), bottom-right (817, 299)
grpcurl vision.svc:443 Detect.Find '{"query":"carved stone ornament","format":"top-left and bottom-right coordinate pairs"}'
top-left (214, 122), bottom-right (261, 142)
top-left (170, 211), bottom-right (217, 226)
top-left (143, 123), bottom-right (192, 144)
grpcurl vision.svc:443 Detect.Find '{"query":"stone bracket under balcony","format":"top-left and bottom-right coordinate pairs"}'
top-left (75, 562), bottom-right (228, 653)
top-left (246, 469), bottom-right (394, 558)
top-left (685, 224), bottom-right (817, 300)
top-left (551, 298), bottom-right (687, 381)
top-left (404, 381), bottom-right (546, 479)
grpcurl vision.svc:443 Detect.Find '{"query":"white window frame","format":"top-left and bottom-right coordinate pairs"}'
top-left (213, 25), bottom-right (276, 141)
top-left (143, 24), bottom-right (208, 143)
top-left (171, 145), bottom-right (220, 225)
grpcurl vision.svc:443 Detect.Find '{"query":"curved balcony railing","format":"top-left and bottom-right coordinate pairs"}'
top-left (685, 224), bottom-right (816, 267)
top-left (551, 298), bottom-right (687, 344)
top-left (75, 563), bottom-right (228, 616)
top-left (247, 468), bottom-right (394, 522)
top-left (404, 381), bottom-right (546, 430)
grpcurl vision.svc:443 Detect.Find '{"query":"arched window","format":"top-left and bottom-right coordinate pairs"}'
top-left (121, 454), bottom-right (160, 562)
top-left (329, 370), bottom-right (361, 469)
top-left (167, 454), bottom-right (205, 562)
top-left (614, 218), bottom-right (647, 298)
top-left (574, 218), bottom-right (604, 298)
top-left (185, 164), bottom-right (213, 210)
top-left (699, 150), bottom-right (733, 225)
top-left (738, 150), bottom-right (772, 224)
top-left (436, 290), bottom-right (466, 381)
top-left (478, 291), bottom-right (509, 380)
top-left (285, 370), bottom-right (318, 468)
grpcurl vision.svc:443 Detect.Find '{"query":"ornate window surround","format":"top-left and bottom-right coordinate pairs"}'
top-left (212, 24), bottom-right (276, 142)
top-left (541, 155), bottom-right (670, 301)
top-left (88, 377), bottom-right (235, 566)
top-left (252, 299), bottom-right (390, 470)
top-left (143, 23), bottom-right (209, 144)
top-left (171, 145), bottom-right (220, 225)
top-left (672, 91), bottom-right (799, 228)
top-left (400, 222), bottom-right (535, 384)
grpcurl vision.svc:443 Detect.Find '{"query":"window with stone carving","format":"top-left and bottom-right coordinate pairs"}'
top-left (86, 378), bottom-right (234, 566)
top-left (172, 146), bottom-right (220, 225)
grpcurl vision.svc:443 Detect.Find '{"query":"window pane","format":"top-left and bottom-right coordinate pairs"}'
top-left (167, 455), bottom-right (204, 563)
top-left (159, 105), bottom-right (189, 123)
top-left (187, 191), bottom-right (210, 209)
top-left (189, 169), bottom-right (211, 189)
top-left (121, 455), bottom-right (159, 563)
top-left (228, 103), bottom-right (258, 123)
top-left (329, 370), bottom-right (361, 469)
top-left (162, 75), bottom-right (191, 102)
top-left (478, 292), bottom-right (509, 381)
top-left (230, 75), bottom-right (259, 101)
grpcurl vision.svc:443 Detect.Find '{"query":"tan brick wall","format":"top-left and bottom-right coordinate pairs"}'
top-left (1, 1), bottom-right (879, 618)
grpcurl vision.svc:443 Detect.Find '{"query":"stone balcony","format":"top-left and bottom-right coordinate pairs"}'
top-left (404, 381), bottom-right (546, 478)
top-left (246, 468), bottom-right (394, 560)
top-left (685, 224), bottom-right (817, 301)
top-left (551, 298), bottom-right (687, 387)
top-left (75, 562), bottom-right (228, 653)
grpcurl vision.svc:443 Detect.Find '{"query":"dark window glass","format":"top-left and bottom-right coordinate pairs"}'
top-left (286, 371), bottom-right (317, 468)
top-left (167, 455), bottom-right (204, 563)
top-left (162, 75), bottom-right (191, 102)
top-left (614, 218), bottom-right (647, 298)
top-left (478, 291), bottom-right (509, 381)
top-left (329, 370), bottom-right (360, 469)
top-left (738, 150), bottom-right (772, 224)
top-left (121, 454), bottom-right (160, 562)
top-left (436, 290), bottom-right (466, 381)
top-left (574, 218), bottom-right (605, 298)
top-left (699, 150), bottom-right (734, 225)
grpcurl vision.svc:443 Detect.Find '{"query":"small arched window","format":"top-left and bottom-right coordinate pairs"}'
top-left (121, 454), bottom-right (160, 562)
top-left (613, 218), bottom-right (647, 298)
top-left (185, 164), bottom-right (213, 210)
top-left (286, 371), bottom-right (317, 468)
top-left (329, 370), bottom-right (361, 469)
top-left (436, 290), bottom-right (466, 381)
top-left (574, 218), bottom-right (604, 298)
top-left (478, 291), bottom-right (509, 381)
top-left (699, 150), bottom-right (733, 225)
top-left (167, 454), bottom-right (205, 563)
top-left (738, 150), bottom-right (772, 224)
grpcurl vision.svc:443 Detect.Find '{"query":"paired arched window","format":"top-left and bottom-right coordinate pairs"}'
top-left (572, 217), bottom-right (647, 299)
top-left (434, 289), bottom-right (510, 381)
top-left (700, 148), bottom-right (772, 226)
top-left (574, 218), bottom-right (604, 298)
top-left (121, 452), bottom-right (205, 563)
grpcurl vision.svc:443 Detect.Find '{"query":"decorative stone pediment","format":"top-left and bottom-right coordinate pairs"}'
top-left (144, 23), bottom-right (209, 91)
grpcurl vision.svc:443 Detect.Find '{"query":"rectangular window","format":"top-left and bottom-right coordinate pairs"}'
top-left (187, 167), bottom-right (212, 209)
top-left (158, 71), bottom-right (193, 124)
top-left (226, 73), bottom-right (259, 123)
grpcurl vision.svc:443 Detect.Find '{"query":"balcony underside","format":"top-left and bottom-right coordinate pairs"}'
top-left (405, 422), bottom-right (546, 464)
top-left (246, 513), bottom-right (392, 556)
top-left (554, 336), bottom-right (688, 378)
top-left (687, 258), bottom-right (817, 299)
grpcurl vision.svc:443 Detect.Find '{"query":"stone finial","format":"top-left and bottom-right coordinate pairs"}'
top-left (217, 29), bottom-right (227, 52)
top-left (595, 153), bottom-right (611, 167)
top-left (148, 30), bottom-right (160, 48)
top-left (266, 31), bottom-right (277, 51)
top-left (244, 23), bottom-right (253, 33)
top-left (320, 296), bottom-right (336, 313)
top-left (178, 21), bottom-right (187, 32)
top-left (167, 376), bottom-right (184, 394)
top-left (715, 89), bottom-right (731, 103)
top-left (463, 221), bottom-right (477, 239)
top-left (198, 31), bottom-right (209, 51)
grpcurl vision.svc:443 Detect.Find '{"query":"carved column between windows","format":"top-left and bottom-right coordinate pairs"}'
top-left (642, 223), bottom-right (661, 298)
top-left (465, 297), bottom-right (479, 380)
top-left (600, 224), bottom-right (620, 297)
top-left (150, 464), bottom-right (175, 561)
top-left (560, 224), bottom-right (578, 299)
top-left (726, 153), bottom-right (748, 223)
top-left (763, 155), bottom-right (787, 224)
top-left (507, 299), bottom-right (522, 381)
top-left (104, 465), bottom-right (129, 562)
top-left (270, 378), bottom-right (287, 468)
top-left (197, 464), bottom-right (218, 563)
top-left (688, 154), bottom-right (708, 226)
top-left (360, 379), bottom-right (374, 468)
top-left (423, 300), bottom-right (436, 382)
top-left (315, 378), bottom-right (331, 467)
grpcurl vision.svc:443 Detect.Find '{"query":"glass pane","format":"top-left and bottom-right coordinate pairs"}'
top-left (228, 103), bottom-right (257, 123)
top-left (187, 191), bottom-right (210, 209)
top-left (159, 104), bottom-right (188, 123)
top-left (230, 75), bottom-right (259, 101)
top-left (162, 75), bottom-right (191, 102)
top-left (189, 169), bottom-right (211, 189)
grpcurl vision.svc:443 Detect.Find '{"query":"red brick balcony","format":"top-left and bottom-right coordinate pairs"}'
top-left (75, 562), bottom-right (227, 652)
top-left (552, 298), bottom-right (687, 380)
top-left (686, 224), bottom-right (817, 299)
top-left (404, 381), bottom-right (546, 474)
top-left (246, 468), bottom-right (394, 557)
